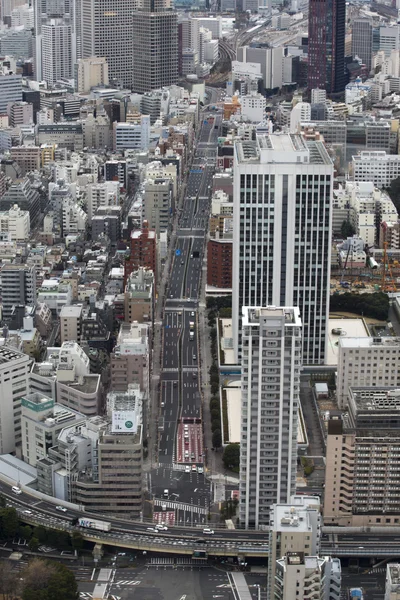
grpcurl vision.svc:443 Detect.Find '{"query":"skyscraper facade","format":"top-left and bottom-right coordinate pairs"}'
top-left (239, 306), bottom-right (302, 529)
top-left (351, 18), bottom-right (373, 72)
top-left (132, 0), bottom-right (178, 93)
top-left (232, 133), bottom-right (333, 365)
top-left (42, 20), bottom-right (72, 85)
top-left (81, 0), bottom-right (136, 88)
top-left (308, 0), bottom-right (346, 94)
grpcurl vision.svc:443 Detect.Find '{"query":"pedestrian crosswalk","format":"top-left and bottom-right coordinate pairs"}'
top-left (150, 557), bottom-right (174, 565)
top-left (114, 580), bottom-right (141, 586)
top-left (159, 499), bottom-right (207, 514)
top-left (368, 567), bottom-right (387, 574)
top-left (79, 594), bottom-right (92, 599)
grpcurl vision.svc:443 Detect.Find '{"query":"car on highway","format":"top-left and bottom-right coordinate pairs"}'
top-left (23, 510), bottom-right (32, 515)
top-left (191, 464), bottom-right (197, 472)
top-left (185, 465), bottom-right (190, 473)
top-left (146, 527), bottom-right (157, 533)
top-left (55, 505), bottom-right (67, 512)
top-left (155, 524), bottom-right (168, 531)
top-left (11, 486), bottom-right (22, 495)
top-left (191, 311), bottom-right (195, 317)
top-left (197, 466), bottom-right (204, 474)
top-left (203, 528), bottom-right (214, 535)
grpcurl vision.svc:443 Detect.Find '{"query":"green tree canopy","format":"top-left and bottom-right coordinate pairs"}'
top-left (22, 559), bottom-right (78, 600)
top-left (223, 444), bottom-right (240, 471)
top-left (340, 219), bottom-right (355, 239)
top-left (0, 507), bottom-right (18, 540)
top-left (212, 429), bottom-right (222, 449)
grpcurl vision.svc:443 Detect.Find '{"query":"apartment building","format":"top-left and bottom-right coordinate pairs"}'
top-left (74, 57), bottom-right (109, 94)
top-left (142, 177), bottom-right (173, 237)
top-left (0, 263), bottom-right (36, 323)
top-left (86, 181), bottom-right (119, 223)
top-left (60, 305), bottom-right (83, 344)
top-left (240, 306), bottom-right (302, 529)
top-left (385, 564), bottom-right (400, 600)
top-left (0, 205), bottom-right (30, 241)
top-left (275, 554), bottom-right (341, 600)
top-left (380, 221), bottom-right (400, 249)
top-left (337, 337), bottom-right (400, 408)
top-left (267, 495), bottom-right (322, 600)
top-left (7, 102), bottom-right (33, 127)
top-left (325, 388), bottom-right (400, 526)
top-left (233, 133), bottom-right (333, 364)
top-left (125, 221), bottom-right (157, 285)
top-left (9, 146), bottom-right (39, 175)
top-left (0, 346), bottom-right (32, 454)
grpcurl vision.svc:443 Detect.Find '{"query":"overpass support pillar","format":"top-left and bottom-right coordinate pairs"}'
top-left (93, 543), bottom-right (104, 562)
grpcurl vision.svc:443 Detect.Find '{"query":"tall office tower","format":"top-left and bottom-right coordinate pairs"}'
top-left (81, 0), bottom-right (135, 88)
top-left (41, 20), bottom-right (72, 85)
top-left (232, 134), bottom-right (333, 365)
top-left (132, 0), bottom-right (178, 93)
top-left (308, 0), bottom-right (346, 94)
top-left (267, 495), bottom-right (322, 600)
top-left (239, 306), bottom-right (302, 529)
top-left (351, 19), bottom-right (373, 72)
top-left (0, 263), bottom-right (36, 324)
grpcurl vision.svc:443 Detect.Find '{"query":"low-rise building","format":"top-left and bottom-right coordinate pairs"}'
top-left (0, 204), bottom-right (30, 241)
top-left (124, 267), bottom-right (154, 324)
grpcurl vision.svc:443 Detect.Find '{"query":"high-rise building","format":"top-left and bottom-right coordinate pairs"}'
top-left (0, 346), bottom-right (31, 454)
top-left (352, 19), bottom-right (373, 72)
top-left (239, 306), bottom-right (302, 529)
top-left (132, 0), bottom-right (178, 93)
top-left (308, 0), bottom-right (346, 94)
top-left (385, 564), bottom-right (400, 600)
top-left (0, 71), bottom-right (22, 112)
top-left (74, 56), bottom-right (109, 94)
top-left (232, 133), bottom-right (333, 365)
top-left (125, 221), bottom-right (157, 285)
top-left (324, 388), bottom-right (400, 526)
top-left (0, 263), bottom-right (36, 323)
top-left (81, 0), bottom-right (135, 87)
top-left (268, 495), bottom-right (322, 600)
top-left (41, 19), bottom-right (72, 85)
top-left (275, 554), bottom-right (341, 600)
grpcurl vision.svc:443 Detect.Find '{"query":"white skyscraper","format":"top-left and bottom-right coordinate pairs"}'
top-left (240, 306), bottom-right (302, 529)
top-left (42, 20), bottom-right (72, 85)
top-left (233, 133), bottom-right (333, 365)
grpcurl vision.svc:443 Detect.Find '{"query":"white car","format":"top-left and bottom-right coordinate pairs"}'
top-left (55, 505), bottom-right (67, 512)
top-left (185, 465), bottom-right (191, 473)
top-left (197, 466), bottom-right (204, 474)
top-left (156, 524), bottom-right (168, 531)
top-left (11, 486), bottom-right (22, 495)
top-left (203, 528), bottom-right (214, 535)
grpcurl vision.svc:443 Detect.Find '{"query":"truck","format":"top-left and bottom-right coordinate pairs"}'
top-left (77, 517), bottom-right (112, 532)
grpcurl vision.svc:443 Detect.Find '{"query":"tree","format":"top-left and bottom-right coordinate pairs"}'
top-left (0, 562), bottom-right (19, 600)
top-left (211, 382), bottom-right (219, 395)
top-left (211, 418), bottom-right (221, 432)
top-left (212, 429), bottom-right (222, 449)
top-left (33, 526), bottom-right (48, 544)
top-left (0, 507), bottom-right (18, 540)
top-left (21, 559), bottom-right (78, 600)
top-left (71, 532), bottom-right (84, 552)
top-left (28, 537), bottom-right (39, 551)
top-left (340, 219), bottom-right (355, 239)
top-left (223, 444), bottom-right (240, 471)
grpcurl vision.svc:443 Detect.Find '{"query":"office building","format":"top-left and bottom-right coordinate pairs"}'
top-left (0, 205), bottom-right (30, 241)
top-left (207, 238), bottom-right (232, 289)
top-left (142, 177), bottom-right (173, 237)
top-left (337, 337), bottom-right (400, 408)
top-left (91, 206), bottom-right (121, 244)
top-left (0, 346), bottom-right (31, 454)
top-left (0, 71), bottom-right (22, 112)
top-left (232, 134), bottom-right (333, 365)
top-left (85, 181), bottom-right (119, 223)
top-left (0, 263), bottom-right (36, 323)
top-left (74, 57), bottom-right (109, 93)
top-left (240, 307), bottom-right (302, 529)
top-left (324, 388), bottom-right (400, 526)
top-left (308, 0), bottom-right (346, 93)
top-left (0, 28), bottom-right (33, 60)
top-left (124, 267), bottom-right (154, 324)
top-left (132, 0), bottom-right (178, 93)
top-left (378, 26), bottom-right (400, 57)
top-left (275, 554), bottom-right (341, 600)
top-left (352, 151), bottom-right (400, 188)
top-left (237, 45), bottom-right (283, 91)
top-left (41, 20), bottom-right (72, 86)
top-left (7, 102), bottom-right (33, 127)
top-left (60, 304), bottom-right (83, 343)
top-left (10, 146), bottom-right (40, 175)
top-left (113, 118), bottom-right (150, 152)
top-left (21, 392), bottom-right (85, 467)
top-left (268, 495), bottom-right (322, 600)
top-left (352, 19), bottom-right (373, 71)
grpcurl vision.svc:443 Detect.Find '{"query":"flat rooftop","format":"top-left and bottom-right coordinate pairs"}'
top-left (60, 305), bottom-right (83, 317)
top-left (339, 336), bottom-right (400, 349)
top-left (326, 318), bottom-right (370, 365)
top-left (235, 133), bottom-right (332, 165)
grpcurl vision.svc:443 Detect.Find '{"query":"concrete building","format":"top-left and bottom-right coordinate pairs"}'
top-left (352, 19), bottom-right (373, 71)
top-left (113, 118), bottom-right (150, 152)
top-left (142, 177), bottom-right (173, 237)
top-left (352, 151), bottom-right (400, 188)
top-left (386, 564), bottom-right (400, 600)
top-left (41, 19), bottom-right (72, 86)
top-left (337, 337), bottom-right (400, 409)
top-left (0, 346), bottom-right (31, 454)
top-left (62, 199), bottom-right (87, 236)
top-left (0, 263), bottom-right (36, 323)
top-left (207, 238), bottom-right (232, 289)
top-left (9, 146), bottom-right (39, 175)
top-left (111, 322), bottom-right (150, 394)
top-left (11, 3), bottom-right (34, 28)
top-left (237, 46), bottom-right (284, 90)
top-left (378, 25), bottom-right (400, 57)
top-left (86, 181), bottom-right (119, 223)
top-left (21, 392), bottom-right (85, 467)
top-left (233, 134), bottom-right (333, 365)
top-left (0, 204), bottom-right (30, 241)
top-left (37, 123), bottom-right (83, 152)
top-left (0, 71), bottom-right (22, 113)
top-left (91, 206), bottom-right (121, 244)
top-left (380, 221), bottom-right (400, 249)
top-left (74, 57), bottom-right (109, 93)
top-left (0, 178), bottom-right (39, 227)
top-left (37, 279), bottom-right (72, 315)
top-left (125, 221), bottom-right (157, 285)
top-left (324, 388), bottom-right (400, 526)
top-left (240, 92), bottom-right (267, 122)
top-left (60, 305), bottom-right (83, 344)
top-left (81, 0), bottom-right (135, 87)
top-left (240, 306), bottom-right (302, 529)
top-left (0, 28), bottom-right (33, 60)
top-left (132, 2), bottom-right (178, 93)
top-left (275, 554), bottom-right (341, 600)
top-left (124, 267), bottom-right (154, 324)
top-left (268, 495), bottom-right (322, 600)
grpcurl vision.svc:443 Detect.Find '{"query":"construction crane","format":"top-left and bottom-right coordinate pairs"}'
top-left (381, 242), bottom-right (397, 292)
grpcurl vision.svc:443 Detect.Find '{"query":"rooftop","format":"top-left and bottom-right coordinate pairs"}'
top-left (339, 336), bottom-right (400, 349)
top-left (327, 318), bottom-right (370, 365)
top-left (60, 305), bottom-right (83, 318)
top-left (235, 133), bottom-right (332, 165)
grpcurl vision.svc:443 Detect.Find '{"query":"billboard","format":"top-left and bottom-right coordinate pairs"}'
top-left (111, 410), bottom-right (137, 433)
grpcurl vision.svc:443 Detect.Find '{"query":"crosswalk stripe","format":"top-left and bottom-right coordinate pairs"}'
top-left (115, 581), bottom-right (141, 586)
